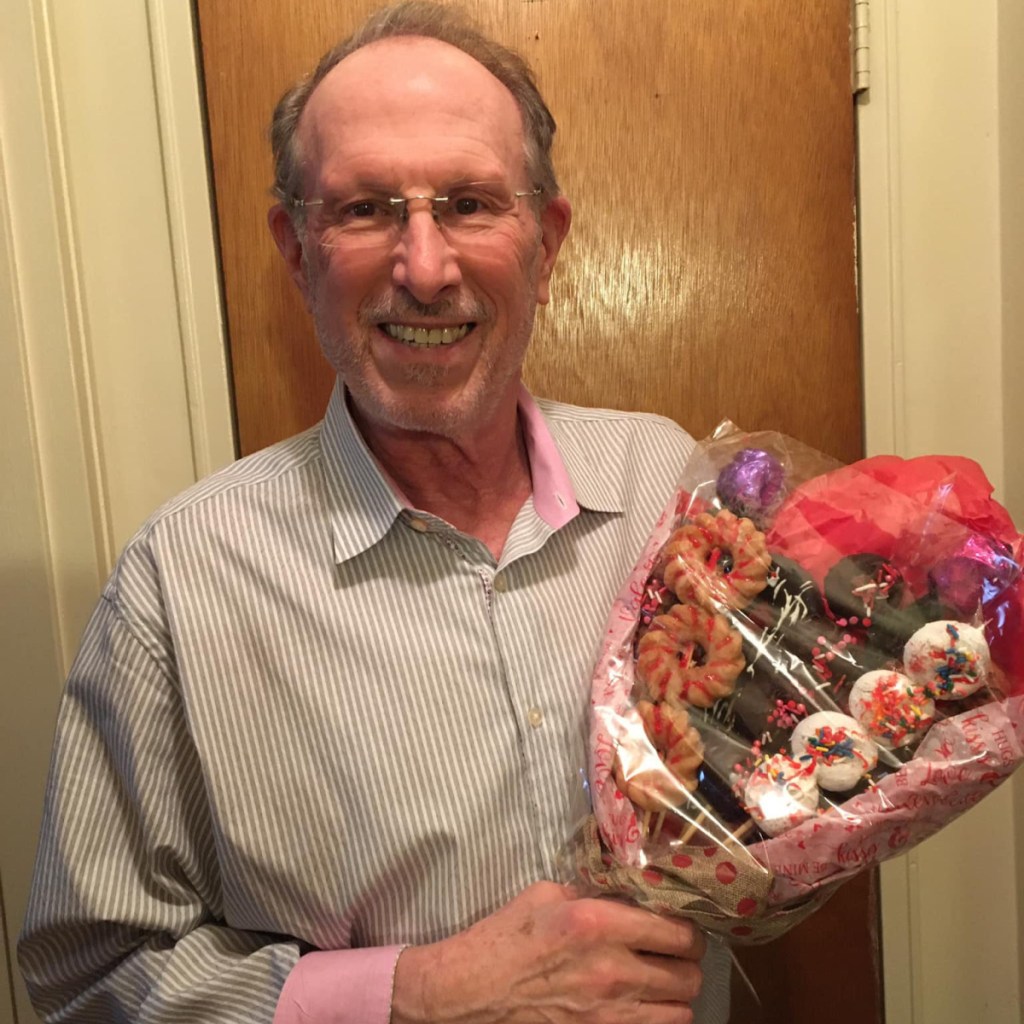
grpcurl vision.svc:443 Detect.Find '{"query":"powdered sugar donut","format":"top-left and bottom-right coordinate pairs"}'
top-left (790, 711), bottom-right (878, 791)
top-left (903, 620), bottom-right (991, 700)
top-left (848, 669), bottom-right (935, 748)
top-left (742, 753), bottom-right (820, 837)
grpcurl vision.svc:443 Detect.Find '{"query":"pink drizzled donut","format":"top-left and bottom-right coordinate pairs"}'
top-left (635, 603), bottom-right (745, 709)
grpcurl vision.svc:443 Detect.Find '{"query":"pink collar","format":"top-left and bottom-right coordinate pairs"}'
top-left (517, 386), bottom-right (580, 528)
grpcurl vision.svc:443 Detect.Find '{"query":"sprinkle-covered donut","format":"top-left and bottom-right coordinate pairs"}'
top-left (661, 510), bottom-right (772, 611)
top-left (848, 669), bottom-right (935, 748)
top-left (613, 700), bottom-right (705, 812)
top-left (903, 620), bottom-right (991, 700)
top-left (790, 711), bottom-right (879, 791)
top-left (741, 753), bottom-right (820, 837)
top-left (636, 603), bottom-right (746, 708)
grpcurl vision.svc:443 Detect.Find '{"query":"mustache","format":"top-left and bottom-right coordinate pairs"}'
top-left (360, 295), bottom-right (488, 323)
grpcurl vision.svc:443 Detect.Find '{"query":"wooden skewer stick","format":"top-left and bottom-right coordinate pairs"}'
top-left (651, 811), bottom-right (666, 844)
top-left (727, 819), bottom-right (756, 844)
top-left (678, 810), bottom-right (708, 845)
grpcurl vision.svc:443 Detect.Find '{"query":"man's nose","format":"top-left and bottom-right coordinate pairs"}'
top-left (390, 202), bottom-right (462, 303)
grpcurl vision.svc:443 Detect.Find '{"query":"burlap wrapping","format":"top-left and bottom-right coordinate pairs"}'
top-left (569, 816), bottom-right (837, 945)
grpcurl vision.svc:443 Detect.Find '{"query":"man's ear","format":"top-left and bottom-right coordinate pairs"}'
top-left (535, 194), bottom-right (572, 306)
top-left (268, 204), bottom-right (312, 308)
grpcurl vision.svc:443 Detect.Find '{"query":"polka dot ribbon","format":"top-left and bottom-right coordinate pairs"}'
top-left (569, 816), bottom-right (838, 944)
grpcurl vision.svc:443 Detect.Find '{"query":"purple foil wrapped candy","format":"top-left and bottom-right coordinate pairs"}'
top-left (929, 535), bottom-right (1020, 618)
top-left (716, 448), bottom-right (786, 526)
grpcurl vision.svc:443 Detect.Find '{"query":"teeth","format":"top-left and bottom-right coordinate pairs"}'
top-left (384, 323), bottom-right (471, 347)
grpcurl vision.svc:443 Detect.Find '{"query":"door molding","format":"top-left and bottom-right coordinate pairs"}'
top-left (145, 0), bottom-right (237, 481)
top-left (0, 2), bottom-right (230, 1020)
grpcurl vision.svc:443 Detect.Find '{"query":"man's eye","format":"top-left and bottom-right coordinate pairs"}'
top-left (347, 200), bottom-right (386, 219)
top-left (451, 195), bottom-right (486, 216)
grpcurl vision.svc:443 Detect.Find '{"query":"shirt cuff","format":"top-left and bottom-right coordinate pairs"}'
top-left (273, 946), bottom-right (406, 1024)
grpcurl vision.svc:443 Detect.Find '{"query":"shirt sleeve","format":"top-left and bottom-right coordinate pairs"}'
top-left (20, 567), bottom-right (413, 1024)
top-left (272, 948), bottom-right (404, 1024)
top-left (17, 592), bottom-right (300, 1022)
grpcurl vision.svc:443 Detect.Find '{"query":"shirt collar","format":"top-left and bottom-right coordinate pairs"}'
top-left (530, 397), bottom-right (629, 517)
top-left (318, 379), bottom-right (622, 564)
top-left (318, 381), bottom-right (406, 565)
top-left (517, 388), bottom-right (580, 528)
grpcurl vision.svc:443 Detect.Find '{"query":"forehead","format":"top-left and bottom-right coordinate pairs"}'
top-left (298, 37), bottom-right (527, 189)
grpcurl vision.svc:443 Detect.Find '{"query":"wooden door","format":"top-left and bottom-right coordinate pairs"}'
top-left (195, 1), bottom-right (876, 1020)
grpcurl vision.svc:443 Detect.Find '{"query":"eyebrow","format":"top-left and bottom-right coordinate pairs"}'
top-left (315, 171), bottom-right (514, 196)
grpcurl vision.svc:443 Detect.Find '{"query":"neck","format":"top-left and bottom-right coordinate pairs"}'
top-left (350, 394), bottom-right (533, 561)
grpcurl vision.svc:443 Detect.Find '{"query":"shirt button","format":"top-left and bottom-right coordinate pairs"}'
top-left (527, 707), bottom-right (544, 728)
top-left (408, 517), bottom-right (429, 533)
top-left (493, 573), bottom-right (508, 593)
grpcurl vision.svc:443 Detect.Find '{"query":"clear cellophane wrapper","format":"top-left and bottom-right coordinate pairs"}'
top-left (566, 422), bottom-right (1024, 944)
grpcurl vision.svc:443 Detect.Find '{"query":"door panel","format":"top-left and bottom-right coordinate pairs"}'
top-left (197, 0), bottom-right (862, 463)
top-left (195, 2), bottom-right (876, 1020)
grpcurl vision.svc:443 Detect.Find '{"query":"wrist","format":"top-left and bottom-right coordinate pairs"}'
top-left (390, 944), bottom-right (438, 1024)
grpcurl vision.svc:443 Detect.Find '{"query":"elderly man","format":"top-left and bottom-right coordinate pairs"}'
top-left (20, 3), bottom-right (729, 1022)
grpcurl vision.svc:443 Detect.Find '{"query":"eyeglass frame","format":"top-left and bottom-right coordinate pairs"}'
top-left (286, 183), bottom-right (545, 232)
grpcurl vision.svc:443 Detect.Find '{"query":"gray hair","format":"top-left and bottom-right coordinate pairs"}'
top-left (269, 1), bottom-right (560, 222)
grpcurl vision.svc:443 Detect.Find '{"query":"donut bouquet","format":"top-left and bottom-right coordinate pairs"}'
top-left (570, 422), bottom-right (1024, 943)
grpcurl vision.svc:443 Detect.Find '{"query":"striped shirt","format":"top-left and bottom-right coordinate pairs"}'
top-left (19, 382), bottom-right (730, 1023)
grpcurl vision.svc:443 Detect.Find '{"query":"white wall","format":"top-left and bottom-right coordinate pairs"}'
top-left (860, 2), bottom-right (1023, 1021)
top-left (1, 1), bottom-right (1021, 1022)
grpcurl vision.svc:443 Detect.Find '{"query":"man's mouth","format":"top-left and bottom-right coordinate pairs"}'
top-left (381, 323), bottom-right (474, 348)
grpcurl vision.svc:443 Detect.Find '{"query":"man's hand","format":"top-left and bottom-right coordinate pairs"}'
top-left (391, 881), bottom-right (706, 1024)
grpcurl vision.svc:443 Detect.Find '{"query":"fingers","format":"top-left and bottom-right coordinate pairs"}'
top-left (519, 883), bottom-right (704, 962)
top-left (554, 955), bottom-right (701, 1024)
top-left (631, 951), bottom-right (704, 1005)
top-left (635, 914), bottom-right (705, 963)
top-left (568, 897), bottom-right (706, 962)
top-left (551, 904), bottom-right (705, 1009)
top-left (641, 1006), bottom-right (698, 1024)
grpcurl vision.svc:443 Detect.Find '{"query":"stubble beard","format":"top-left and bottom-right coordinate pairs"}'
top-left (308, 272), bottom-right (536, 442)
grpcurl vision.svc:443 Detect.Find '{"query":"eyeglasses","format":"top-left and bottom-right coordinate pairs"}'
top-left (289, 182), bottom-right (543, 249)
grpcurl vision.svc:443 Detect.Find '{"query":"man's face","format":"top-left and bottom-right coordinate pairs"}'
top-left (271, 37), bottom-right (570, 442)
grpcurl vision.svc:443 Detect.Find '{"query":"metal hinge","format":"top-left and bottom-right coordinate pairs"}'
top-left (852, 0), bottom-right (870, 95)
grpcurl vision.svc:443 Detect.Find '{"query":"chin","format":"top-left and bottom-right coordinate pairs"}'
top-left (352, 380), bottom-right (496, 441)
top-left (323, 321), bottom-right (524, 441)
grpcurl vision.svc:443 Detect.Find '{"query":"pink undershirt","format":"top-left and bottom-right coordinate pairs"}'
top-left (273, 387), bottom-right (579, 1023)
